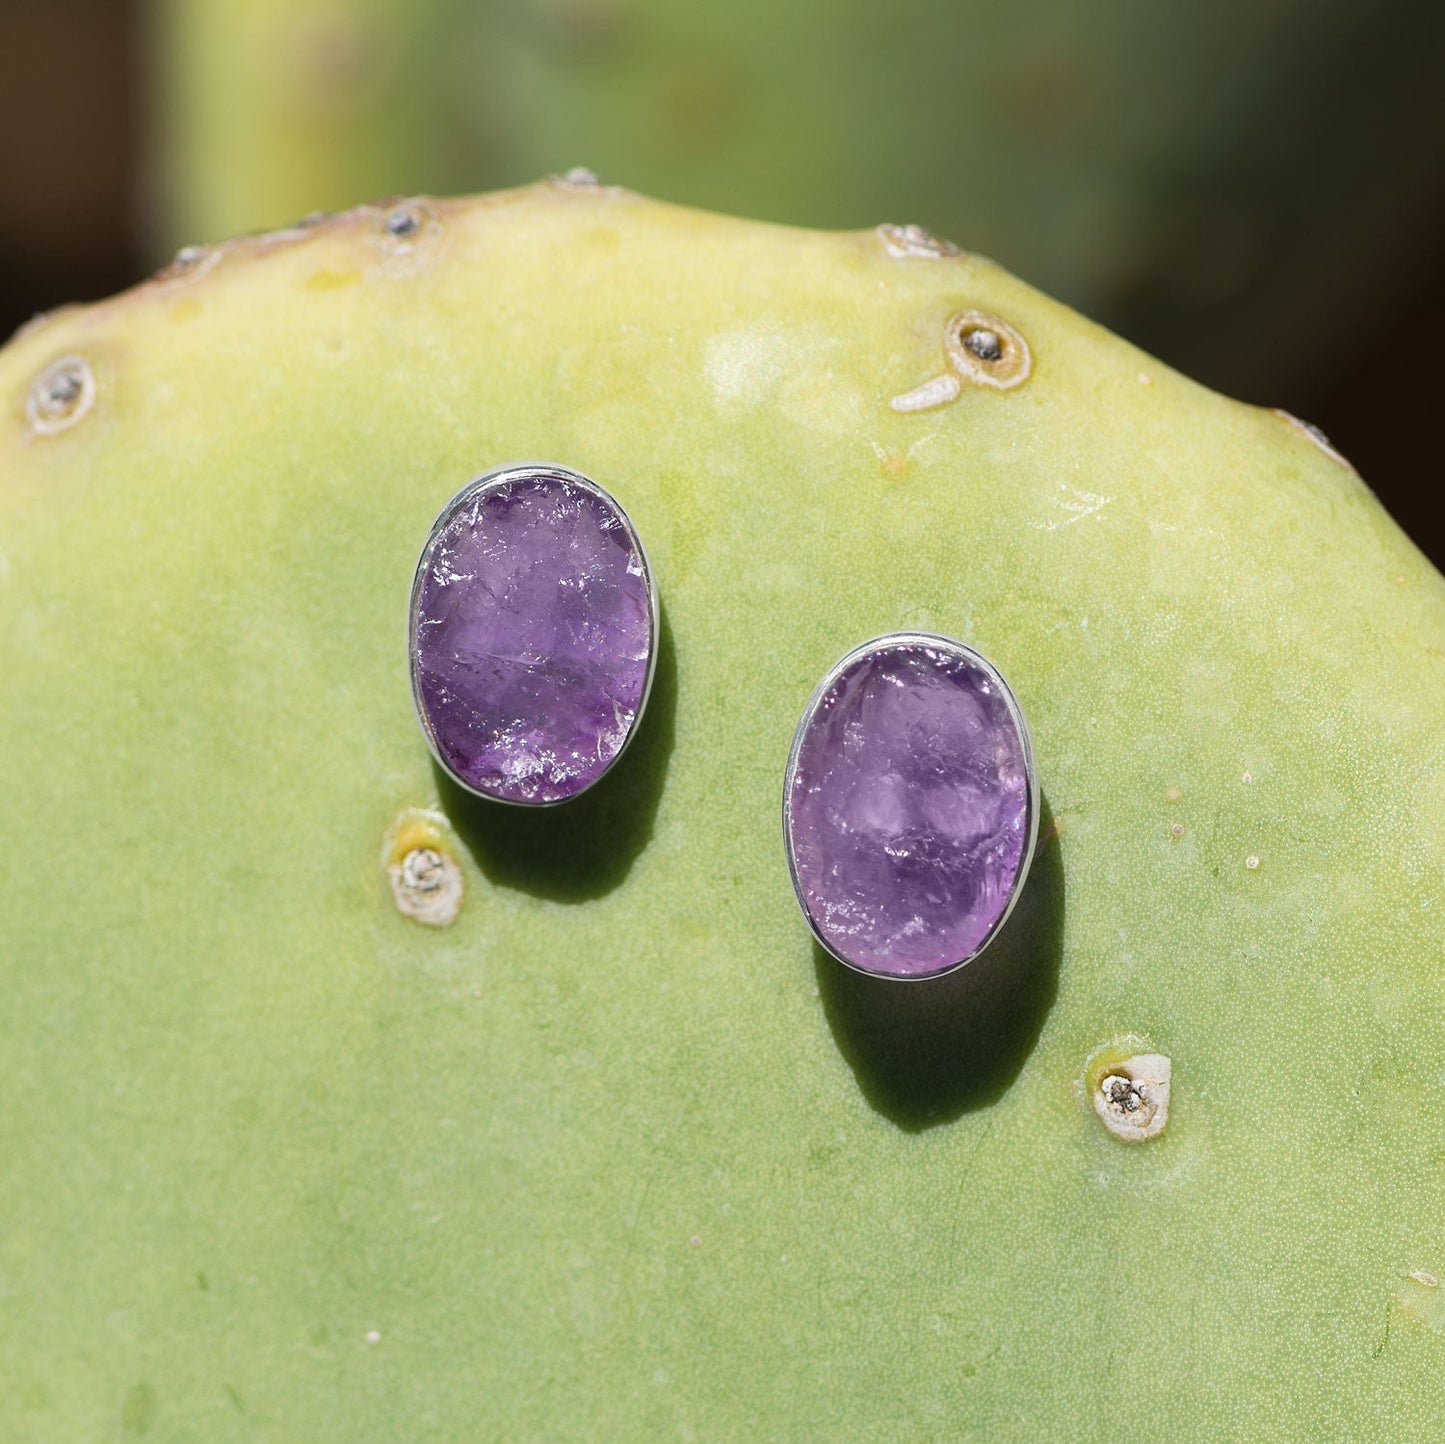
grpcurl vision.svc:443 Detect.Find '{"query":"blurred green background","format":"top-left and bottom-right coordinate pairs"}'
top-left (3, 0), bottom-right (1442, 562)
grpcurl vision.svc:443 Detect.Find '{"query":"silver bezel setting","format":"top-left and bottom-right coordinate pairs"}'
top-left (782, 632), bottom-right (1040, 981)
top-left (408, 461), bottom-right (660, 808)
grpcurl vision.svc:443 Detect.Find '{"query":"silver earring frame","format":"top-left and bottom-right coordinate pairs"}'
top-left (408, 460), bottom-right (660, 808)
top-left (782, 631), bottom-right (1040, 979)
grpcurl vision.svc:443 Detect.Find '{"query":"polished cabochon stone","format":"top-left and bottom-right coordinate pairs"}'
top-left (785, 636), bottom-right (1036, 978)
top-left (410, 464), bottom-right (655, 805)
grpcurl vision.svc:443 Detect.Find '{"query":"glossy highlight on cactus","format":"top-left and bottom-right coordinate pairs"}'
top-left (1, 182), bottom-right (1443, 1439)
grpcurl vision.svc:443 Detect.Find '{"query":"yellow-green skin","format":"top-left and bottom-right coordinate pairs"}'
top-left (2, 183), bottom-right (1443, 1439)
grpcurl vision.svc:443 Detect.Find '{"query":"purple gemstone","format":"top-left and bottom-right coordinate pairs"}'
top-left (785, 636), bottom-right (1035, 978)
top-left (410, 465), bottom-right (655, 804)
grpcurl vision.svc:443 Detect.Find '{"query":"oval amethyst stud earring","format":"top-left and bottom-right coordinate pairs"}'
top-left (783, 633), bottom-right (1039, 979)
top-left (409, 462), bottom-right (658, 806)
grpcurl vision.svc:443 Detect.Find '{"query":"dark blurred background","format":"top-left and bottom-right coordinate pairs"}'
top-left (2, 0), bottom-right (1441, 564)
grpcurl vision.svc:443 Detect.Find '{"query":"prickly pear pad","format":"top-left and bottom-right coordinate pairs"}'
top-left (1, 182), bottom-right (1442, 1438)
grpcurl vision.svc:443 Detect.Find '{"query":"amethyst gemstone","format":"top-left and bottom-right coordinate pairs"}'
top-left (410, 464), bottom-right (655, 805)
top-left (785, 635), bottom-right (1036, 978)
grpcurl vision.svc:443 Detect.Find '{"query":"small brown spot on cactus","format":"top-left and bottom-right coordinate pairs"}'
top-left (944, 310), bottom-right (1031, 390)
top-left (384, 808), bottom-right (463, 926)
top-left (26, 355), bottom-right (95, 437)
top-left (1087, 1044), bottom-right (1171, 1142)
top-left (878, 223), bottom-right (960, 260)
top-left (1169, 821), bottom-right (1185, 840)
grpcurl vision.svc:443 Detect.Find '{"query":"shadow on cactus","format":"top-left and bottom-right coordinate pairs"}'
top-left (814, 799), bottom-right (1063, 1131)
top-left (434, 607), bottom-right (679, 902)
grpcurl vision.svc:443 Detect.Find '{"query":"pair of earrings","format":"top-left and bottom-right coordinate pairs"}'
top-left (409, 462), bottom-right (1038, 981)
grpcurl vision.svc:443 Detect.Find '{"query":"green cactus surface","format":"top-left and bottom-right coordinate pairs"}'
top-left (2, 182), bottom-right (1443, 1439)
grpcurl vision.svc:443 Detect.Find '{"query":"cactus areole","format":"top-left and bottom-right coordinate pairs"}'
top-left (1, 181), bottom-right (1443, 1439)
